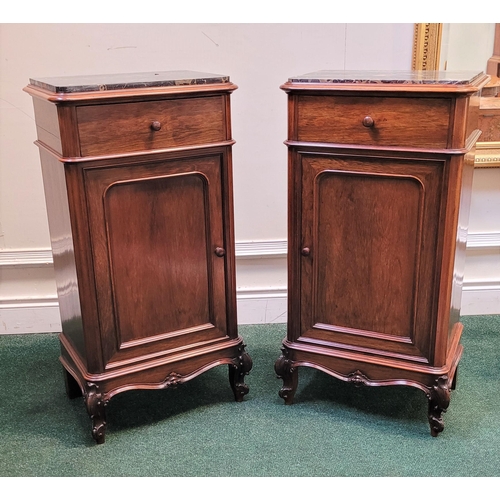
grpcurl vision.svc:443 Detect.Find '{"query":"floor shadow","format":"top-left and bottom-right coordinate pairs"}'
top-left (106, 364), bottom-right (238, 432)
top-left (293, 367), bottom-right (427, 423)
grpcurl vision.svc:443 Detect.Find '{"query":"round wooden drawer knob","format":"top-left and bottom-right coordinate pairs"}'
top-left (151, 121), bottom-right (162, 131)
top-left (215, 247), bottom-right (226, 257)
top-left (301, 247), bottom-right (311, 256)
top-left (362, 116), bottom-right (375, 128)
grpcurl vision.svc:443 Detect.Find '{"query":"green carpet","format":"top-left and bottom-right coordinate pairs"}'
top-left (1, 315), bottom-right (499, 477)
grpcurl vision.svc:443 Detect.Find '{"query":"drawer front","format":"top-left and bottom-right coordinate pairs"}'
top-left (77, 96), bottom-right (226, 156)
top-left (296, 95), bottom-right (451, 148)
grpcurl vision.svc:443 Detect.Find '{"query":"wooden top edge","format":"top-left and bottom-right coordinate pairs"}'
top-left (23, 82), bottom-right (238, 102)
top-left (280, 73), bottom-right (490, 95)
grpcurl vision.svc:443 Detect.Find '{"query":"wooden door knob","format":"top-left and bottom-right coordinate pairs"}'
top-left (301, 247), bottom-right (311, 256)
top-left (151, 121), bottom-right (162, 131)
top-left (362, 116), bottom-right (374, 128)
top-left (215, 247), bottom-right (226, 257)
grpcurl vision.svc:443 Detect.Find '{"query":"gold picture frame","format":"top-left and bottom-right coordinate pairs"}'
top-left (412, 23), bottom-right (500, 168)
top-left (412, 23), bottom-right (442, 71)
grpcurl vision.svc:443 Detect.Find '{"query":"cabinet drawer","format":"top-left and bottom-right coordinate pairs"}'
top-left (296, 95), bottom-right (451, 148)
top-left (76, 96), bottom-right (226, 156)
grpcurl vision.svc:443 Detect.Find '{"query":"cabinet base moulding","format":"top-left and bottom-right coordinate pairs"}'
top-left (276, 321), bottom-right (463, 437)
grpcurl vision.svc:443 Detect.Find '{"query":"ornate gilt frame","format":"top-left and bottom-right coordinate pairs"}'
top-left (412, 23), bottom-right (442, 71)
top-left (412, 23), bottom-right (500, 168)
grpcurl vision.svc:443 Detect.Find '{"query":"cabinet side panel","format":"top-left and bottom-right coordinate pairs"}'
top-left (39, 149), bottom-right (86, 361)
top-left (449, 152), bottom-right (474, 337)
top-left (32, 98), bottom-right (62, 154)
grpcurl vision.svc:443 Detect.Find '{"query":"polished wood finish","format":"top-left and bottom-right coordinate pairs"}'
top-left (25, 73), bottom-right (252, 444)
top-left (77, 96), bottom-right (226, 156)
top-left (296, 95), bottom-right (451, 148)
top-left (475, 82), bottom-right (500, 168)
top-left (475, 24), bottom-right (500, 167)
top-left (276, 71), bottom-right (488, 436)
top-left (478, 93), bottom-right (500, 142)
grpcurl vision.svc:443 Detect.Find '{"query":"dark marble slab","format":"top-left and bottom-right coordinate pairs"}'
top-left (29, 70), bottom-right (230, 93)
top-left (288, 70), bottom-right (484, 85)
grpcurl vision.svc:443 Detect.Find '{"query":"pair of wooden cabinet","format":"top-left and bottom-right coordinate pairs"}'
top-left (25, 69), bottom-right (487, 443)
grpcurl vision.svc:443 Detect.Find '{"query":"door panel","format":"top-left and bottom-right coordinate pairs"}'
top-left (84, 155), bottom-right (227, 369)
top-left (105, 173), bottom-right (211, 342)
top-left (299, 153), bottom-right (444, 363)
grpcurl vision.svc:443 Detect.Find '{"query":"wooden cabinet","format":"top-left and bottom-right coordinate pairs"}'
top-left (275, 70), bottom-right (489, 436)
top-left (24, 71), bottom-right (252, 444)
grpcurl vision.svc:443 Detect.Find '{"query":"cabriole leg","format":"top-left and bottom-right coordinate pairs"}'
top-left (427, 375), bottom-right (451, 437)
top-left (229, 345), bottom-right (253, 402)
top-left (83, 382), bottom-right (107, 444)
top-left (275, 348), bottom-right (298, 405)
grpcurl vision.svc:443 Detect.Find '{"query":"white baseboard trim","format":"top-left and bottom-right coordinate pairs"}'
top-left (2, 283), bottom-right (498, 333)
top-left (1, 236), bottom-right (499, 334)
top-left (1, 287), bottom-right (498, 333)
top-left (236, 287), bottom-right (287, 325)
top-left (461, 281), bottom-right (500, 316)
top-left (0, 298), bottom-right (61, 334)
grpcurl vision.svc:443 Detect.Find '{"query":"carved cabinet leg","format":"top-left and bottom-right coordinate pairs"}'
top-left (275, 349), bottom-right (298, 405)
top-left (229, 345), bottom-right (253, 402)
top-left (63, 368), bottom-right (82, 399)
top-left (427, 375), bottom-right (451, 437)
top-left (83, 383), bottom-right (107, 444)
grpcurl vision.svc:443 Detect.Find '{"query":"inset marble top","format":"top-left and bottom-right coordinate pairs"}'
top-left (29, 70), bottom-right (230, 93)
top-left (287, 70), bottom-right (485, 85)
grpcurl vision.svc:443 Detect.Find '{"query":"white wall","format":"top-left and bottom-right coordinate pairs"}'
top-left (5, 23), bottom-right (496, 332)
top-left (441, 23), bottom-right (496, 72)
top-left (440, 24), bottom-right (500, 315)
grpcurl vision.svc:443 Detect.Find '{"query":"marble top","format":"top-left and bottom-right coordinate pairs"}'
top-left (29, 70), bottom-right (230, 93)
top-left (287, 70), bottom-right (484, 85)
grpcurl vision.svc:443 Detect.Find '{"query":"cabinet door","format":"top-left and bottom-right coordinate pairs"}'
top-left (298, 152), bottom-right (445, 364)
top-left (84, 154), bottom-right (229, 370)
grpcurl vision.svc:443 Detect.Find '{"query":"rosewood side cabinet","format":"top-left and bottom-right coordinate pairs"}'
top-left (24, 71), bottom-right (252, 444)
top-left (274, 70), bottom-right (489, 436)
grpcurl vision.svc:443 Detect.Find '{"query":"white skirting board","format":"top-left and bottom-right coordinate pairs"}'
top-left (0, 299), bottom-right (61, 334)
top-left (1, 236), bottom-right (499, 334)
top-left (1, 285), bottom-right (498, 334)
